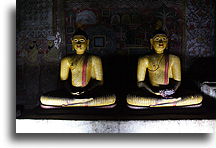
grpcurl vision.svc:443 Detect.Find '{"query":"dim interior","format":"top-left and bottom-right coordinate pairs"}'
top-left (16, 0), bottom-right (215, 120)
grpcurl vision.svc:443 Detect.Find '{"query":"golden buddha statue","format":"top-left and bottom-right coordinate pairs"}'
top-left (127, 30), bottom-right (203, 108)
top-left (40, 29), bottom-right (116, 108)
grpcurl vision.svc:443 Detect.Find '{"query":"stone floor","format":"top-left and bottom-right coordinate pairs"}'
top-left (16, 119), bottom-right (216, 133)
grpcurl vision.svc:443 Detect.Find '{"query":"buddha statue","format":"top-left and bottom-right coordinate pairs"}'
top-left (40, 29), bottom-right (116, 108)
top-left (127, 30), bottom-right (203, 108)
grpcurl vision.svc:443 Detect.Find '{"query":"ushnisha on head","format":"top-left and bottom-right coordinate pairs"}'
top-left (71, 29), bottom-right (90, 55)
top-left (150, 30), bottom-right (168, 54)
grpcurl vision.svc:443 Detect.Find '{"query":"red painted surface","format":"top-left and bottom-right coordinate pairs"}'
top-left (82, 57), bottom-right (88, 86)
top-left (164, 55), bottom-right (169, 85)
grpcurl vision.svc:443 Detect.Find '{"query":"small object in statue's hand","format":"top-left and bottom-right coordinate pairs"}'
top-left (71, 91), bottom-right (85, 95)
top-left (159, 89), bottom-right (175, 98)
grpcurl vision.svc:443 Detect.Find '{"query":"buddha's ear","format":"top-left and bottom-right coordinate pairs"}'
top-left (150, 38), bottom-right (153, 45)
top-left (87, 39), bottom-right (90, 46)
top-left (166, 40), bottom-right (168, 49)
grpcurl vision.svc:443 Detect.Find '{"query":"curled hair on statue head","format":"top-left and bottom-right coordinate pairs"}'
top-left (72, 28), bottom-right (88, 39)
top-left (151, 29), bottom-right (167, 38)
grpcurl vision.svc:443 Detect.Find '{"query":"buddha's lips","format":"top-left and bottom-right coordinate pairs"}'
top-left (77, 45), bottom-right (81, 48)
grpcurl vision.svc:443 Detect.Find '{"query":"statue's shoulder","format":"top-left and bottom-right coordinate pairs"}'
top-left (138, 55), bottom-right (150, 64)
top-left (61, 55), bottom-right (73, 62)
top-left (89, 54), bottom-right (101, 61)
top-left (139, 55), bottom-right (150, 60)
top-left (169, 54), bottom-right (180, 60)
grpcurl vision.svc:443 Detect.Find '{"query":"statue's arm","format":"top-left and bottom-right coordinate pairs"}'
top-left (171, 56), bottom-right (181, 91)
top-left (84, 56), bottom-right (103, 92)
top-left (137, 81), bottom-right (156, 94)
top-left (92, 56), bottom-right (103, 83)
top-left (137, 57), bottom-right (156, 94)
top-left (60, 57), bottom-right (70, 80)
top-left (137, 57), bottom-right (147, 82)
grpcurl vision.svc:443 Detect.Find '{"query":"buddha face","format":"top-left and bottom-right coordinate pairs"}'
top-left (71, 35), bottom-right (89, 54)
top-left (150, 34), bottom-right (168, 54)
top-left (29, 41), bottom-right (37, 50)
top-left (48, 40), bottom-right (54, 49)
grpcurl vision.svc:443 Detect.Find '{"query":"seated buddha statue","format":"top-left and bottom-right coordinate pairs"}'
top-left (40, 29), bottom-right (116, 108)
top-left (127, 30), bottom-right (203, 109)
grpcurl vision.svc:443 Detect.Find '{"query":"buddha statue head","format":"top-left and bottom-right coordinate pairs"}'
top-left (29, 40), bottom-right (38, 50)
top-left (71, 29), bottom-right (90, 55)
top-left (150, 30), bottom-right (168, 54)
top-left (47, 35), bottom-right (55, 49)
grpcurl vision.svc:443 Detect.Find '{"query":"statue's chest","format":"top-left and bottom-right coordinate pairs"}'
top-left (148, 55), bottom-right (170, 84)
top-left (148, 56), bottom-right (166, 72)
top-left (70, 56), bottom-right (90, 75)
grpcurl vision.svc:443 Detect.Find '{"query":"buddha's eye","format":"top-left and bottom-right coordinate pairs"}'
top-left (162, 37), bottom-right (167, 41)
top-left (73, 39), bottom-right (78, 42)
top-left (154, 37), bottom-right (160, 41)
top-left (79, 39), bottom-right (85, 42)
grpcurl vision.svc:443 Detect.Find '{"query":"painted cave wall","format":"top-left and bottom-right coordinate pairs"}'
top-left (16, 0), bottom-right (215, 108)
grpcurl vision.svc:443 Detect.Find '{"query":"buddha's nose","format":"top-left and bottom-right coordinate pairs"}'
top-left (77, 41), bottom-right (81, 44)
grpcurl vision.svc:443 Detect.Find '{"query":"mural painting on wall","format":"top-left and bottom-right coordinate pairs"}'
top-left (64, 0), bottom-right (185, 56)
top-left (212, 0), bottom-right (216, 56)
top-left (16, 0), bottom-right (62, 104)
top-left (186, 0), bottom-right (215, 57)
top-left (16, 0), bottom-right (62, 65)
